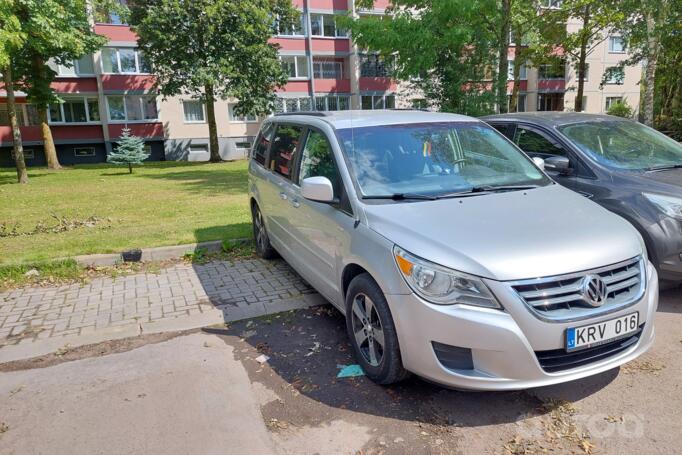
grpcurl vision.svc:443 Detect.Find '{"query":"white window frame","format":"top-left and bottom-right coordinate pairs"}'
top-left (228, 104), bottom-right (258, 123)
top-left (313, 60), bottom-right (343, 79)
top-left (101, 47), bottom-right (150, 74)
top-left (188, 144), bottom-right (208, 154)
top-left (182, 100), bottom-right (206, 123)
top-left (604, 66), bottom-right (625, 85)
top-left (74, 147), bottom-right (96, 157)
top-left (276, 15), bottom-right (306, 37)
top-left (605, 96), bottom-right (624, 111)
top-left (309, 14), bottom-right (348, 38)
top-left (106, 95), bottom-right (159, 123)
top-left (314, 94), bottom-right (350, 111)
top-left (280, 55), bottom-right (309, 80)
top-left (608, 36), bottom-right (626, 53)
top-left (48, 97), bottom-right (102, 124)
top-left (361, 94), bottom-right (396, 110)
top-left (507, 60), bottom-right (527, 81)
top-left (275, 97), bottom-right (313, 113)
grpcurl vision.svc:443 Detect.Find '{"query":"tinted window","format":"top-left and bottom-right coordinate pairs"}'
top-left (514, 126), bottom-right (565, 157)
top-left (299, 130), bottom-right (340, 194)
top-left (489, 123), bottom-right (514, 139)
top-left (269, 124), bottom-right (304, 180)
top-left (252, 122), bottom-right (275, 166)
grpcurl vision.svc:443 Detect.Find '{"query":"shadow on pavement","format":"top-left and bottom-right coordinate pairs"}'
top-left (213, 305), bottom-right (619, 428)
top-left (658, 288), bottom-right (682, 314)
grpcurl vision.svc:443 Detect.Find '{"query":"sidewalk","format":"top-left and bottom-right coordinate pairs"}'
top-left (0, 257), bottom-right (324, 362)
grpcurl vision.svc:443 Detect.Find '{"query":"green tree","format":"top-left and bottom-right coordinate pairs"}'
top-left (0, 0), bottom-right (27, 183)
top-left (607, 100), bottom-right (634, 118)
top-left (546, 0), bottom-right (624, 112)
top-left (12, 0), bottom-right (108, 170)
top-left (347, 0), bottom-right (499, 115)
top-left (130, 0), bottom-right (297, 162)
top-left (107, 128), bottom-right (150, 174)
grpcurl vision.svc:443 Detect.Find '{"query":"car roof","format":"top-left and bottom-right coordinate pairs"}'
top-left (482, 112), bottom-right (630, 128)
top-left (272, 110), bottom-right (478, 129)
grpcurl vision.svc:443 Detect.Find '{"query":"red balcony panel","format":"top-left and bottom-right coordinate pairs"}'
top-left (506, 80), bottom-right (528, 92)
top-left (108, 123), bottom-right (163, 139)
top-left (314, 79), bottom-right (351, 92)
top-left (291, 0), bottom-right (304, 6)
top-left (270, 38), bottom-right (307, 52)
top-left (538, 79), bottom-right (565, 92)
top-left (277, 80), bottom-right (311, 93)
top-left (0, 125), bottom-right (42, 143)
top-left (102, 74), bottom-right (156, 92)
top-left (359, 77), bottom-right (396, 92)
top-left (51, 125), bottom-right (104, 141)
top-left (308, 0), bottom-right (349, 9)
top-left (94, 24), bottom-right (138, 42)
top-left (311, 38), bottom-right (350, 53)
top-left (372, 0), bottom-right (391, 10)
top-left (0, 94), bottom-right (27, 102)
top-left (52, 78), bottom-right (98, 93)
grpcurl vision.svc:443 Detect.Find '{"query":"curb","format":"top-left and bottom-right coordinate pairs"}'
top-left (0, 293), bottom-right (326, 364)
top-left (74, 238), bottom-right (251, 267)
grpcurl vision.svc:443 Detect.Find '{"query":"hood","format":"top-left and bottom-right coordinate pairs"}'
top-left (625, 168), bottom-right (682, 193)
top-left (362, 184), bottom-right (643, 281)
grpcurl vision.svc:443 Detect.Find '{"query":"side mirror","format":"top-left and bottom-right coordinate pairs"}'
top-left (544, 156), bottom-right (572, 174)
top-left (532, 157), bottom-right (545, 170)
top-left (301, 176), bottom-right (335, 203)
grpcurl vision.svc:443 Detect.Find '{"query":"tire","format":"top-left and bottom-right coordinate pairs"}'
top-left (251, 203), bottom-right (277, 259)
top-left (345, 273), bottom-right (409, 384)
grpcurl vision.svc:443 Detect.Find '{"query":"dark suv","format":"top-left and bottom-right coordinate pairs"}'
top-left (484, 112), bottom-right (682, 283)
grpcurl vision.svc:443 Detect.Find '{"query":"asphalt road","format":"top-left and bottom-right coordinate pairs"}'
top-left (0, 290), bottom-right (680, 455)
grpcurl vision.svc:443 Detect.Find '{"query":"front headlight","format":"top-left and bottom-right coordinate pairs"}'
top-left (643, 193), bottom-right (682, 220)
top-left (393, 246), bottom-right (501, 309)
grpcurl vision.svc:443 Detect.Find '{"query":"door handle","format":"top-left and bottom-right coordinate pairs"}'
top-left (292, 198), bottom-right (300, 208)
top-left (279, 192), bottom-right (288, 201)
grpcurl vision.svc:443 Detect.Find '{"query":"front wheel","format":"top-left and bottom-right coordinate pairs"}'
top-left (345, 273), bottom-right (409, 385)
top-left (251, 203), bottom-right (277, 259)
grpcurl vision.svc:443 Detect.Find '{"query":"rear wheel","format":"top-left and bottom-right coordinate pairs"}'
top-left (345, 273), bottom-right (409, 384)
top-left (251, 203), bottom-right (277, 259)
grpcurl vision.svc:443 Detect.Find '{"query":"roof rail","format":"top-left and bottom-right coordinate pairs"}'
top-left (388, 108), bottom-right (430, 112)
top-left (274, 111), bottom-right (330, 117)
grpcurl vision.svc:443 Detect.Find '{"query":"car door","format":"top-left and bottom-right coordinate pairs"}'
top-left (282, 127), bottom-right (355, 302)
top-left (512, 124), bottom-right (604, 200)
top-left (258, 122), bottom-right (305, 250)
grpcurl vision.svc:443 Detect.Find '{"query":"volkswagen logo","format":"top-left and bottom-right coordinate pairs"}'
top-left (581, 274), bottom-right (608, 307)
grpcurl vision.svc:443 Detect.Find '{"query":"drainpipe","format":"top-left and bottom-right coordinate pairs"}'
top-left (348, 0), bottom-right (361, 109)
top-left (304, 0), bottom-right (315, 108)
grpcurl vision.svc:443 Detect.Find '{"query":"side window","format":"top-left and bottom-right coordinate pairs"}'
top-left (269, 124), bottom-right (304, 180)
top-left (252, 122), bottom-right (275, 166)
top-left (299, 129), bottom-right (341, 195)
top-left (514, 126), bottom-right (565, 157)
top-left (490, 123), bottom-right (514, 140)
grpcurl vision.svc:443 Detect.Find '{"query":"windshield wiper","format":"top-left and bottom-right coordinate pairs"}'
top-left (645, 164), bottom-right (682, 172)
top-left (362, 193), bottom-right (438, 201)
top-left (437, 184), bottom-right (541, 198)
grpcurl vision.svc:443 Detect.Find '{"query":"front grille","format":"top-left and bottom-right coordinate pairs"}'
top-left (510, 257), bottom-right (645, 322)
top-left (536, 326), bottom-right (643, 373)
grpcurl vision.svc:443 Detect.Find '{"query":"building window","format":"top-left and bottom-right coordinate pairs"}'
top-left (107, 95), bottom-right (158, 122)
top-left (50, 55), bottom-right (95, 76)
top-left (101, 47), bottom-right (150, 74)
top-left (235, 141), bottom-right (252, 149)
top-left (48, 97), bottom-right (100, 123)
top-left (360, 54), bottom-right (395, 77)
top-left (507, 60), bottom-right (527, 81)
top-left (361, 94), bottom-right (395, 110)
top-left (604, 66), bottom-right (625, 85)
top-left (537, 93), bottom-right (564, 111)
top-left (411, 98), bottom-right (428, 109)
top-left (313, 60), bottom-right (343, 79)
top-left (507, 94), bottom-right (527, 112)
top-left (609, 36), bottom-right (626, 53)
top-left (276, 15), bottom-right (305, 36)
top-left (314, 95), bottom-right (350, 111)
top-left (538, 61), bottom-right (565, 80)
top-left (576, 63), bottom-right (589, 81)
top-left (274, 97), bottom-right (312, 113)
top-left (0, 104), bottom-right (41, 126)
top-left (22, 149), bottom-right (35, 159)
top-left (228, 104), bottom-right (257, 122)
top-left (181, 100), bottom-right (205, 122)
top-left (280, 55), bottom-right (309, 79)
top-left (309, 14), bottom-right (347, 38)
top-left (542, 0), bottom-right (562, 8)
top-left (95, 0), bottom-right (127, 24)
top-left (605, 96), bottom-right (623, 111)
top-left (74, 147), bottom-right (96, 157)
top-left (189, 144), bottom-right (208, 154)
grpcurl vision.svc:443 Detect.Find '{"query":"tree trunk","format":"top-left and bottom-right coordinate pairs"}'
top-left (496, 0), bottom-right (512, 114)
top-left (205, 83), bottom-right (221, 162)
top-left (574, 6), bottom-right (590, 112)
top-left (642, 11), bottom-right (658, 127)
top-left (509, 34), bottom-right (523, 112)
top-left (33, 55), bottom-right (61, 169)
top-left (128, 163), bottom-right (132, 174)
top-left (3, 65), bottom-right (28, 184)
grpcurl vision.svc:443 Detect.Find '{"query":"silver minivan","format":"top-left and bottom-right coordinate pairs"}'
top-left (247, 110), bottom-right (658, 390)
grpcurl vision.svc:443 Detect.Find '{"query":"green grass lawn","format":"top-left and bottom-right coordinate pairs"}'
top-left (0, 161), bottom-right (252, 265)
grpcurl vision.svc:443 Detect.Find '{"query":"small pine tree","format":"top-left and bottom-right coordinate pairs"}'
top-left (108, 128), bottom-right (150, 173)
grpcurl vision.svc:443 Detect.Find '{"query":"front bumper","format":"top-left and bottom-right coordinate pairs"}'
top-left (388, 262), bottom-right (658, 391)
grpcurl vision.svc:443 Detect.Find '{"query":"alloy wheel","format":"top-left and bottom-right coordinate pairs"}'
top-left (350, 293), bottom-right (385, 367)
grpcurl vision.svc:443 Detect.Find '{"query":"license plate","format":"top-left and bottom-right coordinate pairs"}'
top-left (566, 312), bottom-right (639, 351)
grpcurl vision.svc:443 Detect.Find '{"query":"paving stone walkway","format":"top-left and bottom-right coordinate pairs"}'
top-left (0, 258), bottom-right (316, 354)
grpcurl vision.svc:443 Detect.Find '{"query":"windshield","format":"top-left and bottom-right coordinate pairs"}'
top-left (336, 122), bottom-right (549, 198)
top-left (558, 120), bottom-right (682, 171)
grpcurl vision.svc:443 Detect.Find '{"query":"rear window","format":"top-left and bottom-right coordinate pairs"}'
top-left (252, 122), bottom-right (275, 166)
